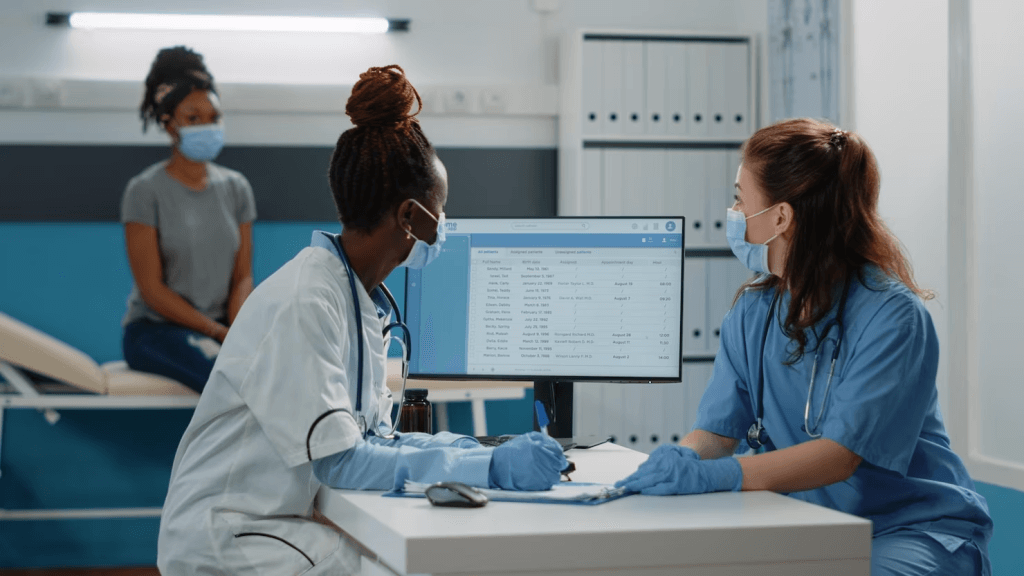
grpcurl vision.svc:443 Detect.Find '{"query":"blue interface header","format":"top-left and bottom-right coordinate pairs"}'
top-left (467, 233), bottom-right (683, 248)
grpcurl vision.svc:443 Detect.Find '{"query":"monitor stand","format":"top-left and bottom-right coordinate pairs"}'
top-left (532, 380), bottom-right (574, 438)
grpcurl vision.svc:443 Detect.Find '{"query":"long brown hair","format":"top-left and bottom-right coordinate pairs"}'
top-left (328, 65), bottom-right (440, 232)
top-left (741, 118), bottom-right (931, 362)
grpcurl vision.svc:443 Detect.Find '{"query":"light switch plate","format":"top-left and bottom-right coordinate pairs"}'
top-left (31, 79), bottom-right (65, 108)
top-left (0, 79), bottom-right (27, 107)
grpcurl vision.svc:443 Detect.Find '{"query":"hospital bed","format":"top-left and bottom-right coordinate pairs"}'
top-left (0, 311), bottom-right (197, 520)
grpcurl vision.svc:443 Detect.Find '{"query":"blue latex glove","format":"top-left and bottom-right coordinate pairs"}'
top-left (614, 445), bottom-right (743, 495)
top-left (489, 431), bottom-right (568, 491)
top-left (313, 440), bottom-right (493, 491)
top-left (383, 431), bottom-right (482, 449)
top-left (426, 431), bottom-right (482, 448)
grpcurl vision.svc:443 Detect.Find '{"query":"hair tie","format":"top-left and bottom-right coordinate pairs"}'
top-left (829, 128), bottom-right (847, 151)
top-left (154, 83), bottom-right (176, 105)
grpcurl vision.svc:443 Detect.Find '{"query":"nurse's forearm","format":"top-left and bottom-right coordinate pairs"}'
top-left (738, 438), bottom-right (862, 492)
top-left (680, 429), bottom-right (741, 460)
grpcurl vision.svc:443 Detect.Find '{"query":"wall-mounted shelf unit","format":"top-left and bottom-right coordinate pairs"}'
top-left (559, 29), bottom-right (760, 453)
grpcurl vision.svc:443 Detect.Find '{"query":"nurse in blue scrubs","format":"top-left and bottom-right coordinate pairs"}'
top-left (617, 118), bottom-right (993, 575)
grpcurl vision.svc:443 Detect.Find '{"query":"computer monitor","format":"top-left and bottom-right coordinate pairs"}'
top-left (403, 217), bottom-right (684, 385)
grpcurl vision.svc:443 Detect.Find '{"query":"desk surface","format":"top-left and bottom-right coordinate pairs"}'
top-left (318, 444), bottom-right (872, 575)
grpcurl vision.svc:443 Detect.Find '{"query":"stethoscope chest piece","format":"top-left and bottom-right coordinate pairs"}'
top-left (747, 420), bottom-right (768, 450)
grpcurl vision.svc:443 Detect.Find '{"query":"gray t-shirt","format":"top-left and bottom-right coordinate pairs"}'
top-left (121, 161), bottom-right (257, 326)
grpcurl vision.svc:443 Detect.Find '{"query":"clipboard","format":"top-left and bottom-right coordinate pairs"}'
top-left (384, 481), bottom-right (631, 506)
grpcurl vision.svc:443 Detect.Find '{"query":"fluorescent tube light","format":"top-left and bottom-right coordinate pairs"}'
top-left (45, 12), bottom-right (409, 33)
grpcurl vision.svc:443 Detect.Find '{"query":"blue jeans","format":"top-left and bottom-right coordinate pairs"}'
top-left (123, 319), bottom-right (221, 393)
top-left (872, 530), bottom-right (987, 576)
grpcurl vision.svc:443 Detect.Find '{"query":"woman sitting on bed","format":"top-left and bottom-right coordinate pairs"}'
top-left (120, 46), bottom-right (256, 393)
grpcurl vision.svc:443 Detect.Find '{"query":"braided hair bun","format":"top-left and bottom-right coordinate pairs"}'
top-left (346, 65), bottom-right (422, 128)
top-left (140, 46), bottom-right (216, 132)
top-left (328, 64), bottom-right (439, 233)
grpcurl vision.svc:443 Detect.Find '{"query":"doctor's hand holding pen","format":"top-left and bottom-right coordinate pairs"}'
top-left (489, 432), bottom-right (567, 491)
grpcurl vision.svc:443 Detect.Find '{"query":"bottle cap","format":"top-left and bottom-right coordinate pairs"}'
top-left (404, 388), bottom-right (429, 401)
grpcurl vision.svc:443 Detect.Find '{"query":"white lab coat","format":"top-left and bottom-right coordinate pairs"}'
top-left (157, 245), bottom-right (391, 575)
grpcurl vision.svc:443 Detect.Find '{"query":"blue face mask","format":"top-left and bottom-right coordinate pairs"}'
top-left (726, 206), bottom-right (778, 275)
top-left (177, 123), bottom-right (225, 162)
top-left (399, 200), bottom-right (446, 269)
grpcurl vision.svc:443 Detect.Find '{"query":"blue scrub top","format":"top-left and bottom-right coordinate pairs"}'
top-left (694, 268), bottom-right (993, 555)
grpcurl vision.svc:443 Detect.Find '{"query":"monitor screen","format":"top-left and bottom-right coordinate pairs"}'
top-left (404, 217), bottom-right (684, 382)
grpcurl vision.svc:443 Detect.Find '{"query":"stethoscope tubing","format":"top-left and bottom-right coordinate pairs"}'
top-left (305, 234), bottom-right (413, 461)
top-left (748, 276), bottom-right (852, 450)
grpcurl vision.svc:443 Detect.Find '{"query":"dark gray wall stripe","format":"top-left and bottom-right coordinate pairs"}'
top-left (0, 145), bottom-right (557, 221)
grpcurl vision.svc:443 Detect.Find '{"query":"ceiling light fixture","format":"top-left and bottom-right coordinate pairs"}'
top-left (45, 12), bottom-right (409, 33)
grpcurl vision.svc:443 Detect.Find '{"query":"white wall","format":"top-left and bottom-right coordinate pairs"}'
top-left (0, 0), bottom-right (767, 147)
top-left (850, 0), bottom-right (951, 418)
top-left (972, 0), bottom-right (1024, 468)
top-left (851, 0), bottom-right (1024, 489)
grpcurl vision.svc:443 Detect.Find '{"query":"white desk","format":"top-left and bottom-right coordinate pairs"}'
top-left (317, 444), bottom-right (872, 576)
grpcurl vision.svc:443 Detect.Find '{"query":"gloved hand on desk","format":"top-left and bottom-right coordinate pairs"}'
top-left (488, 432), bottom-right (567, 491)
top-left (614, 445), bottom-right (743, 495)
top-left (313, 431), bottom-right (565, 492)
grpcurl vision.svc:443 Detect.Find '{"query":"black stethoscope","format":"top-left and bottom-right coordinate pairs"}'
top-left (305, 233), bottom-right (413, 461)
top-left (746, 277), bottom-right (852, 451)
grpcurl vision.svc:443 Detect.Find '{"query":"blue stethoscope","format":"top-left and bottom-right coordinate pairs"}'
top-left (746, 277), bottom-right (852, 450)
top-left (305, 233), bottom-right (413, 461)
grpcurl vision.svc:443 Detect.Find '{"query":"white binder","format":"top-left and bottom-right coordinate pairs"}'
top-left (723, 42), bottom-right (751, 138)
top-left (686, 42), bottom-right (710, 137)
top-left (707, 259), bottom-right (753, 355)
top-left (574, 383), bottom-right (603, 438)
top-left (601, 41), bottom-right (625, 135)
top-left (624, 381), bottom-right (646, 450)
top-left (683, 364), bottom-right (713, 435)
top-left (622, 41), bottom-right (646, 135)
top-left (602, 149), bottom-right (626, 215)
top-left (640, 383), bottom-right (666, 453)
top-left (661, 379), bottom-right (689, 444)
top-left (639, 149), bottom-right (667, 216)
top-left (644, 41), bottom-right (669, 135)
top-left (622, 149), bottom-right (647, 215)
top-left (707, 43), bottom-right (728, 138)
top-left (666, 40), bottom-right (689, 136)
top-left (668, 149), bottom-right (707, 246)
top-left (601, 383), bottom-right (627, 447)
top-left (705, 151), bottom-right (729, 247)
top-left (581, 40), bottom-right (604, 136)
top-left (683, 258), bottom-right (708, 355)
top-left (582, 148), bottom-right (603, 216)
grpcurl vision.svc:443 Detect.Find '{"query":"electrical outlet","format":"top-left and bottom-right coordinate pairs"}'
top-left (418, 88), bottom-right (440, 114)
top-left (0, 79), bottom-right (26, 107)
top-left (31, 79), bottom-right (64, 108)
top-left (443, 88), bottom-right (471, 114)
top-left (480, 89), bottom-right (507, 114)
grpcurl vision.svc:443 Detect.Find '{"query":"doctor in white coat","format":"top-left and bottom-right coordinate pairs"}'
top-left (157, 65), bottom-right (567, 575)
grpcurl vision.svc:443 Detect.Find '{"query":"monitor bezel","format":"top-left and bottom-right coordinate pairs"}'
top-left (403, 215), bottom-right (686, 384)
